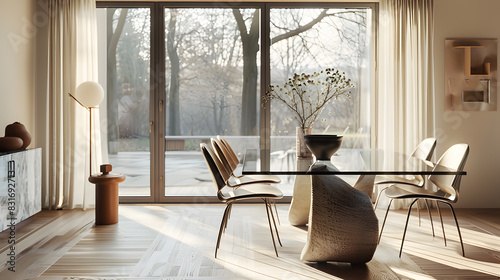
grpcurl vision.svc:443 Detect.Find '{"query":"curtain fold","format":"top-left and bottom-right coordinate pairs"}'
top-left (376, 0), bottom-right (435, 208)
top-left (42, 0), bottom-right (102, 210)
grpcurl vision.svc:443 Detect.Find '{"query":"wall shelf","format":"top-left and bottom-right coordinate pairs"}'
top-left (454, 46), bottom-right (490, 76)
top-left (445, 39), bottom-right (497, 111)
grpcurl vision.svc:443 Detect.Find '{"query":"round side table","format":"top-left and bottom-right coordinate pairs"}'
top-left (89, 164), bottom-right (125, 225)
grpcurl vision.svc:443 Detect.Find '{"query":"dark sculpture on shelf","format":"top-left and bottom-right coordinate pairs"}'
top-left (0, 122), bottom-right (31, 152)
top-left (0, 137), bottom-right (23, 152)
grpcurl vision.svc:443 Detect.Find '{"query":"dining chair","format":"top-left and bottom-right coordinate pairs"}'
top-left (373, 138), bottom-right (437, 234)
top-left (217, 136), bottom-right (239, 168)
top-left (213, 137), bottom-right (283, 223)
top-left (374, 137), bottom-right (437, 208)
top-left (211, 137), bottom-right (282, 187)
top-left (378, 143), bottom-right (469, 257)
top-left (200, 143), bottom-right (283, 258)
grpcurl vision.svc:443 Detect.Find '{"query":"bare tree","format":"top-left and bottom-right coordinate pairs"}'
top-left (162, 8), bottom-right (367, 136)
top-left (268, 9), bottom-right (368, 135)
top-left (106, 8), bottom-right (128, 154)
top-left (233, 8), bottom-right (362, 135)
top-left (232, 9), bottom-right (260, 136)
top-left (107, 8), bottom-right (151, 151)
top-left (165, 9), bottom-right (241, 136)
top-left (166, 9), bottom-right (181, 135)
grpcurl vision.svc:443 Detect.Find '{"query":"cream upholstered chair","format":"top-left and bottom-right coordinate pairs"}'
top-left (373, 137), bottom-right (437, 208)
top-left (200, 143), bottom-right (283, 257)
top-left (374, 138), bottom-right (437, 234)
top-left (301, 164), bottom-right (379, 264)
top-left (378, 143), bottom-right (469, 257)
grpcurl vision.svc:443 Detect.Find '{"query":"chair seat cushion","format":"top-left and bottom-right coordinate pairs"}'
top-left (375, 175), bottom-right (422, 186)
top-left (219, 183), bottom-right (283, 201)
top-left (227, 174), bottom-right (281, 187)
top-left (384, 184), bottom-right (452, 200)
top-left (301, 165), bottom-right (379, 264)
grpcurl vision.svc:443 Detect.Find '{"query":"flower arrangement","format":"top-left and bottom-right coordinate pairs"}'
top-left (264, 68), bottom-right (354, 130)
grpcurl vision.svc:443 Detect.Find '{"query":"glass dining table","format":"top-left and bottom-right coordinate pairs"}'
top-left (241, 148), bottom-right (466, 176)
top-left (241, 148), bottom-right (466, 225)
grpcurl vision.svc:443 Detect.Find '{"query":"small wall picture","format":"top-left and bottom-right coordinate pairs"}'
top-left (445, 38), bottom-right (497, 111)
top-left (462, 79), bottom-right (490, 103)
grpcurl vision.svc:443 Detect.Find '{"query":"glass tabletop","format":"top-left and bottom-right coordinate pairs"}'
top-left (241, 148), bottom-right (466, 176)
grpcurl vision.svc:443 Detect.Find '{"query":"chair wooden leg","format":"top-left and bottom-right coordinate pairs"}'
top-left (264, 199), bottom-right (279, 257)
top-left (399, 198), bottom-right (419, 258)
top-left (424, 199), bottom-right (435, 237)
top-left (436, 201), bottom-right (447, 246)
top-left (222, 203), bottom-right (232, 235)
top-left (373, 185), bottom-right (388, 209)
top-left (223, 203), bottom-right (233, 233)
top-left (216, 202), bottom-right (232, 258)
top-left (273, 199), bottom-right (281, 225)
top-left (443, 202), bottom-right (465, 257)
top-left (266, 199), bottom-right (282, 247)
top-left (222, 205), bottom-right (228, 233)
top-left (378, 198), bottom-right (393, 244)
top-left (416, 200), bottom-right (421, 226)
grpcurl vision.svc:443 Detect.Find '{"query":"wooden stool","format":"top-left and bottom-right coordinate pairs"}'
top-left (89, 164), bottom-right (125, 225)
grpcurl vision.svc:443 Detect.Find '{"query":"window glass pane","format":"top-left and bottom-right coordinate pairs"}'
top-left (97, 8), bottom-right (151, 196)
top-left (270, 8), bottom-right (372, 152)
top-left (164, 8), bottom-right (260, 196)
top-left (96, 4), bottom-right (374, 202)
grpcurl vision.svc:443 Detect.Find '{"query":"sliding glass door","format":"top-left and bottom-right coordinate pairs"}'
top-left (96, 6), bottom-right (153, 201)
top-left (162, 7), bottom-right (261, 199)
top-left (96, 2), bottom-right (375, 203)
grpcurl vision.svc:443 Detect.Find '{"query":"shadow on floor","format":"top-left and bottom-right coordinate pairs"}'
top-left (307, 262), bottom-right (371, 280)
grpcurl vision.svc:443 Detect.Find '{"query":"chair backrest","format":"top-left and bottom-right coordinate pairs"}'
top-left (211, 138), bottom-right (235, 174)
top-left (409, 138), bottom-right (437, 182)
top-left (217, 136), bottom-right (240, 170)
top-left (428, 143), bottom-right (469, 201)
top-left (351, 127), bottom-right (364, 149)
top-left (410, 138), bottom-right (437, 161)
top-left (200, 143), bottom-right (231, 195)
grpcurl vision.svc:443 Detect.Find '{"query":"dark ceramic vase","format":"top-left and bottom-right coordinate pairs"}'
top-left (304, 134), bottom-right (343, 160)
top-left (5, 122), bottom-right (31, 149)
top-left (0, 137), bottom-right (23, 152)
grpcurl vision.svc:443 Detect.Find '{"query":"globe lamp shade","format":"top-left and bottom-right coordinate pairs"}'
top-left (75, 81), bottom-right (104, 108)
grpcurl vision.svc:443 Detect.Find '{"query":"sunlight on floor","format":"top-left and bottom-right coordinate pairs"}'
top-left (390, 267), bottom-right (437, 280)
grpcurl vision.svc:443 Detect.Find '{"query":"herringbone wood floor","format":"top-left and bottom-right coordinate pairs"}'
top-left (0, 205), bottom-right (499, 279)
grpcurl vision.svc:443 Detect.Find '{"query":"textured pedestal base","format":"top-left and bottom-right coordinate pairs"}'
top-left (288, 175), bottom-right (311, 226)
top-left (288, 158), bottom-right (314, 226)
top-left (300, 164), bottom-right (378, 263)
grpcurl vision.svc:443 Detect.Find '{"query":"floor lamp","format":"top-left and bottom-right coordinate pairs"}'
top-left (69, 81), bottom-right (104, 176)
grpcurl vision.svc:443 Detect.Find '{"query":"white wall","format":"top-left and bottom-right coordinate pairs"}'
top-left (0, 1), bottom-right (36, 146)
top-left (434, 0), bottom-right (500, 207)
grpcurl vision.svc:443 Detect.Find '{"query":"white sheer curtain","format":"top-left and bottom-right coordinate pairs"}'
top-left (376, 0), bottom-right (435, 208)
top-left (42, 0), bottom-right (102, 210)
